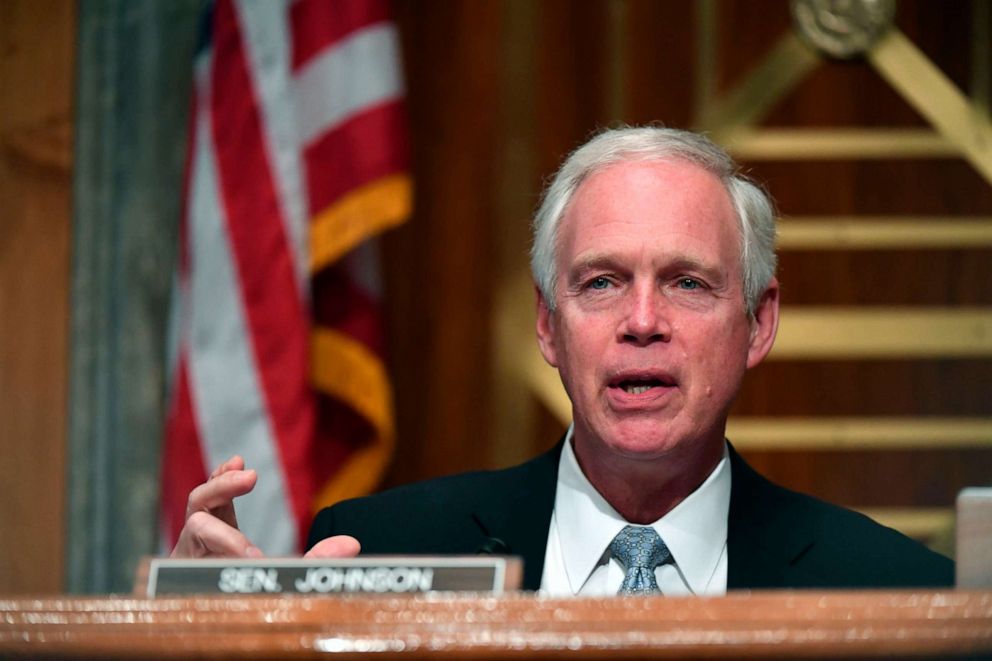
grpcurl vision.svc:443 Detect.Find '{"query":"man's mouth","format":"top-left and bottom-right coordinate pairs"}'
top-left (620, 380), bottom-right (662, 394)
top-left (609, 374), bottom-right (676, 395)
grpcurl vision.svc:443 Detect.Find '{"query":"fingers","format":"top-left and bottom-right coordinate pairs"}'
top-left (171, 456), bottom-right (259, 559)
top-left (210, 454), bottom-right (245, 479)
top-left (303, 535), bottom-right (361, 559)
top-left (171, 511), bottom-right (264, 559)
top-left (185, 467), bottom-right (257, 527)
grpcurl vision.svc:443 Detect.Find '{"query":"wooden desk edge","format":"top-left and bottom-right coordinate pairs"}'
top-left (2, 590), bottom-right (990, 658)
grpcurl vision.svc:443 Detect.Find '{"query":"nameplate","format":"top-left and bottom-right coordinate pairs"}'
top-left (137, 556), bottom-right (521, 597)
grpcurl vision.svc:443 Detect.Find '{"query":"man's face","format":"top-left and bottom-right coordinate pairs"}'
top-left (536, 159), bottom-right (778, 467)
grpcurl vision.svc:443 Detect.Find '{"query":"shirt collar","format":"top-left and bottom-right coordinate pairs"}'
top-left (554, 425), bottom-right (731, 594)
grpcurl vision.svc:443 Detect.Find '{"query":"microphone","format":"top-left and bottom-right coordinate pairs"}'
top-left (471, 513), bottom-right (511, 555)
top-left (476, 536), bottom-right (510, 555)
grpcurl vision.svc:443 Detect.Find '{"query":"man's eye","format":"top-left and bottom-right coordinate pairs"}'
top-left (589, 277), bottom-right (611, 290)
top-left (677, 277), bottom-right (701, 290)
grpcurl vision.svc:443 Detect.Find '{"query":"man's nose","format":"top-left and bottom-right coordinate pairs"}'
top-left (620, 284), bottom-right (671, 345)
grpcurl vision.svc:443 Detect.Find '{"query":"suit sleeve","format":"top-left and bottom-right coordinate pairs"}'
top-left (306, 506), bottom-right (337, 552)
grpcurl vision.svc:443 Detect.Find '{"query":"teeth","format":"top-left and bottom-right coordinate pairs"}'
top-left (624, 384), bottom-right (653, 394)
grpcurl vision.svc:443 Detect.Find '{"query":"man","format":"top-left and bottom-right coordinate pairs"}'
top-left (173, 127), bottom-right (953, 594)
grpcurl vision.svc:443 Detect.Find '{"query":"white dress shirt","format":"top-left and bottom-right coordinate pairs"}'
top-left (540, 426), bottom-right (730, 596)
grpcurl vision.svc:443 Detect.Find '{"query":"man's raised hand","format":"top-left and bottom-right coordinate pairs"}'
top-left (171, 455), bottom-right (361, 559)
top-left (171, 455), bottom-right (262, 558)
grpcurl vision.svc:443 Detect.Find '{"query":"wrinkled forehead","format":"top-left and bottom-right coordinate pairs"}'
top-left (559, 158), bottom-right (743, 253)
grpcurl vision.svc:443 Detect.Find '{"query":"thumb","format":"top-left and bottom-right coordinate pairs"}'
top-left (304, 535), bottom-right (361, 558)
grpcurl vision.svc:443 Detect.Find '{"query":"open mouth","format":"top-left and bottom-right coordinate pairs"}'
top-left (609, 374), bottom-right (675, 395)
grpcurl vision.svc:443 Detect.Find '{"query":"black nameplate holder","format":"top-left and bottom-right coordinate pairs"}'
top-left (137, 556), bottom-right (521, 597)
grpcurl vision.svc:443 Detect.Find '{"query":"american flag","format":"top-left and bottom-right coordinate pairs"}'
top-left (161, 0), bottom-right (409, 554)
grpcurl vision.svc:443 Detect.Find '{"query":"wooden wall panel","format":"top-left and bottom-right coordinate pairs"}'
top-left (737, 361), bottom-right (992, 416)
top-left (0, 0), bottom-right (75, 593)
top-left (776, 251), bottom-right (992, 306)
top-left (742, 448), bottom-right (992, 508)
top-left (382, 1), bottom-right (505, 486)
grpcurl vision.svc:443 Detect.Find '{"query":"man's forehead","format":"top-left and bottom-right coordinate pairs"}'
top-left (561, 159), bottom-right (738, 237)
top-left (578, 156), bottom-right (719, 188)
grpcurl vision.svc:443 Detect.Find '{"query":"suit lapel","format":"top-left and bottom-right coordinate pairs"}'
top-left (726, 445), bottom-right (818, 589)
top-left (470, 440), bottom-right (563, 590)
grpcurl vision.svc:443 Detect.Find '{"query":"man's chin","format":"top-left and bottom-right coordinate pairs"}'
top-left (598, 423), bottom-right (690, 461)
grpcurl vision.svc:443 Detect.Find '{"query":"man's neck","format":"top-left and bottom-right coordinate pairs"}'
top-left (571, 433), bottom-right (725, 524)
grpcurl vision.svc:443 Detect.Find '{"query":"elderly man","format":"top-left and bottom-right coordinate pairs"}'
top-left (174, 127), bottom-right (952, 594)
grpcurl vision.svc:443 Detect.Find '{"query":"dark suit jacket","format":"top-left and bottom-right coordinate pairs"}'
top-left (308, 441), bottom-right (953, 591)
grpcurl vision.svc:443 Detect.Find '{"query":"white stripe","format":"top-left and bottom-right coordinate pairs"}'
top-left (293, 22), bottom-right (403, 146)
top-left (186, 63), bottom-right (297, 555)
top-left (233, 0), bottom-right (310, 291)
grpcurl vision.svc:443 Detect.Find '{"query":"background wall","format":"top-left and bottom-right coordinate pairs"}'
top-left (0, 0), bottom-right (988, 593)
top-left (0, 0), bottom-right (75, 594)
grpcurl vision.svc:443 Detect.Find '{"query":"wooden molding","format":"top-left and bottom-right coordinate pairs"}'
top-left (1, 592), bottom-right (990, 658)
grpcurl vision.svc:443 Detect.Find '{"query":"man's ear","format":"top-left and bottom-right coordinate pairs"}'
top-left (535, 285), bottom-right (559, 368)
top-left (746, 278), bottom-right (780, 369)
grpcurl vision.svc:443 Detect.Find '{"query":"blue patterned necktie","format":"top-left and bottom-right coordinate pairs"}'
top-left (609, 525), bottom-right (671, 595)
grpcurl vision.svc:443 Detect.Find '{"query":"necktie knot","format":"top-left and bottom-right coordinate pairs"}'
top-left (609, 525), bottom-right (670, 594)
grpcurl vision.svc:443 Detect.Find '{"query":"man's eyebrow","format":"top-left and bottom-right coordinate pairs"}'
top-left (662, 255), bottom-right (725, 280)
top-left (565, 254), bottom-right (629, 285)
top-left (569, 254), bottom-right (620, 276)
top-left (568, 253), bottom-right (727, 281)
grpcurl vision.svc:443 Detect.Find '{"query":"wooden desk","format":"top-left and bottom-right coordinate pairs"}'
top-left (2, 590), bottom-right (991, 658)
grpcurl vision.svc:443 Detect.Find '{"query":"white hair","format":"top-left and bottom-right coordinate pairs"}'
top-left (530, 126), bottom-right (777, 314)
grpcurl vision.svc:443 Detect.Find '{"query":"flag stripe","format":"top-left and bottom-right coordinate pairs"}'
top-left (311, 394), bottom-right (377, 512)
top-left (235, 0), bottom-right (310, 288)
top-left (210, 0), bottom-right (314, 550)
top-left (294, 22), bottom-right (403, 147)
top-left (312, 262), bottom-right (386, 358)
top-left (186, 58), bottom-right (298, 553)
top-left (289, 0), bottom-right (392, 72)
top-left (161, 357), bottom-right (209, 542)
top-left (304, 101), bottom-right (409, 214)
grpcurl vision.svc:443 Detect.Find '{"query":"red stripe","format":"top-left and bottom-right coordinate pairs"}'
top-left (162, 356), bottom-right (209, 546)
top-left (160, 56), bottom-right (207, 545)
top-left (289, 0), bottom-right (392, 72)
top-left (312, 392), bottom-right (376, 502)
top-left (304, 100), bottom-right (409, 214)
top-left (312, 264), bottom-right (386, 356)
top-left (210, 0), bottom-right (315, 549)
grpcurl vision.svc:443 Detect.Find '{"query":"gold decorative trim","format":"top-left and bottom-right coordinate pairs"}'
top-left (777, 216), bottom-right (992, 249)
top-left (868, 29), bottom-right (992, 185)
top-left (973, 0), bottom-right (991, 114)
top-left (693, 0), bottom-right (718, 121)
top-left (726, 417), bottom-right (992, 450)
top-left (698, 33), bottom-right (820, 134)
top-left (855, 507), bottom-right (953, 541)
top-left (723, 128), bottom-right (955, 159)
top-left (772, 307), bottom-right (992, 359)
